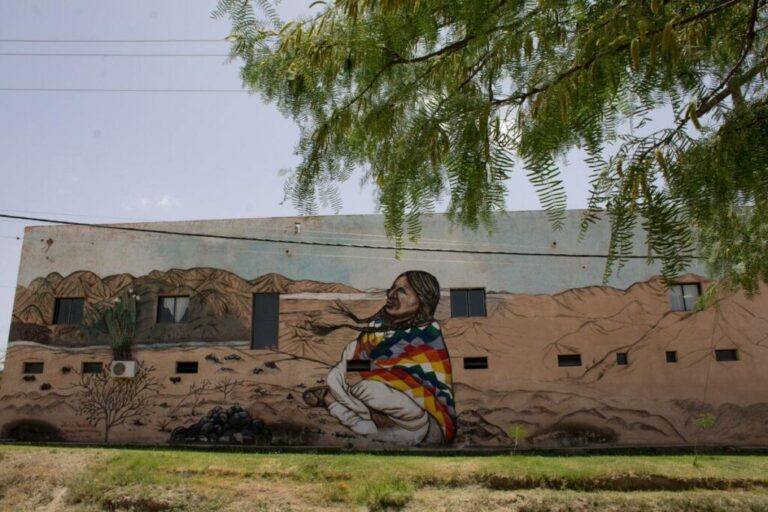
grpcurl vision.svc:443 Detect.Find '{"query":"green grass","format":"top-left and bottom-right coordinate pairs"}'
top-left (75, 450), bottom-right (768, 486)
top-left (2, 445), bottom-right (768, 511)
top-left (354, 480), bottom-right (414, 511)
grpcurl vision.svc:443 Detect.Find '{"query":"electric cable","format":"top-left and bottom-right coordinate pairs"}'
top-left (0, 208), bottom-right (153, 222)
top-left (0, 207), bottom-right (586, 252)
top-left (0, 53), bottom-right (231, 57)
top-left (0, 213), bottom-right (703, 259)
top-left (0, 87), bottom-right (245, 93)
top-left (0, 39), bottom-right (228, 43)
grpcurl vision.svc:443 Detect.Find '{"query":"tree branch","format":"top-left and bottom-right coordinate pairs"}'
top-left (492, 0), bottom-right (752, 107)
top-left (697, 59), bottom-right (768, 117)
top-left (695, 0), bottom-right (763, 117)
top-left (341, 0), bottom-right (520, 111)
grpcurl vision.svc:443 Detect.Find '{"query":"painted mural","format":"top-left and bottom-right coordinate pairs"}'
top-left (2, 267), bottom-right (768, 449)
top-left (302, 271), bottom-right (455, 445)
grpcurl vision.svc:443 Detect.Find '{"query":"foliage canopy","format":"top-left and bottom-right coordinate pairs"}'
top-left (215, 0), bottom-right (768, 291)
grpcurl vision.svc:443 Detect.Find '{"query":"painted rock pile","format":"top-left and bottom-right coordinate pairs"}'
top-left (170, 405), bottom-right (272, 445)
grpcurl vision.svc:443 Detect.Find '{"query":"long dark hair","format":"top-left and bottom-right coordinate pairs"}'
top-left (391, 270), bottom-right (441, 326)
top-left (312, 271), bottom-right (441, 334)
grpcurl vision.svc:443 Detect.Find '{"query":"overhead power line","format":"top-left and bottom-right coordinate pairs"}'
top-left (0, 53), bottom-right (230, 57)
top-left (0, 208), bottom-right (152, 222)
top-left (0, 208), bottom-right (570, 252)
top-left (0, 39), bottom-right (228, 43)
top-left (0, 213), bottom-right (698, 259)
top-left (0, 87), bottom-right (246, 93)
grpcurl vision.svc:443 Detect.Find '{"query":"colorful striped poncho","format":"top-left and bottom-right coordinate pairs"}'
top-left (353, 321), bottom-right (456, 442)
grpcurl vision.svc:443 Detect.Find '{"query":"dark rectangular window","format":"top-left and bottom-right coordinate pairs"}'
top-left (53, 298), bottom-right (84, 325)
top-left (616, 352), bottom-right (629, 365)
top-left (81, 362), bottom-right (103, 374)
top-left (346, 359), bottom-right (371, 372)
top-left (714, 349), bottom-right (738, 362)
top-left (558, 354), bottom-right (582, 367)
top-left (450, 288), bottom-right (487, 317)
top-left (666, 351), bottom-right (678, 363)
top-left (175, 361), bottom-right (199, 374)
top-left (23, 362), bottom-right (44, 374)
top-left (252, 293), bottom-right (279, 349)
top-left (157, 296), bottom-right (190, 323)
top-left (669, 283), bottom-right (701, 312)
top-left (463, 357), bottom-right (489, 370)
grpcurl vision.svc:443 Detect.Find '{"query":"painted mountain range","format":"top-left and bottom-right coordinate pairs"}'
top-left (11, 268), bottom-right (360, 346)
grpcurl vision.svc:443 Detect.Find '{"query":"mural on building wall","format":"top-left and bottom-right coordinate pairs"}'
top-left (2, 267), bottom-right (768, 448)
top-left (70, 364), bottom-right (160, 442)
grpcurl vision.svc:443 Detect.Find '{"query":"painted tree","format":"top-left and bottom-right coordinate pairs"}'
top-left (85, 289), bottom-right (141, 360)
top-left (72, 365), bottom-right (160, 442)
top-left (215, 0), bottom-right (768, 291)
top-left (215, 377), bottom-right (243, 402)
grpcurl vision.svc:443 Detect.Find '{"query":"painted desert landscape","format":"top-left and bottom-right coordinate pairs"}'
top-left (2, 268), bottom-right (768, 448)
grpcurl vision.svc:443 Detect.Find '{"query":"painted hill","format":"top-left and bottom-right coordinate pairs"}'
top-left (11, 268), bottom-right (359, 346)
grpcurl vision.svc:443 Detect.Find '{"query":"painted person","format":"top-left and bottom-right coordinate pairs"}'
top-left (303, 271), bottom-right (456, 445)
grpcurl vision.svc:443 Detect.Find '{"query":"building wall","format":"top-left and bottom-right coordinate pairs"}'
top-left (2, 212), bottom-right (767, 449)
top-left (14, 211), bottom-right (707, 293)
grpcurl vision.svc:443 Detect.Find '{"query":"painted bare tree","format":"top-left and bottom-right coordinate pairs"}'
top-left (71, 364), bottom-right (160, 442)
top-left (214, 377), bottom-right (242, 402)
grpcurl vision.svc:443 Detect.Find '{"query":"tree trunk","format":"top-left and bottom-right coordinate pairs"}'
top-left (104, 426), bottom-right (110, 443)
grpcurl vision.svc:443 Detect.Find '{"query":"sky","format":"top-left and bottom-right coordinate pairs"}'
top-left (0, 0), bottom-right (598, 366)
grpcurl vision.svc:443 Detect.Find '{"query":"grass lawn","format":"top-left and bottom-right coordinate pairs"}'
top-left (1, 445), bottom-right (768, 511)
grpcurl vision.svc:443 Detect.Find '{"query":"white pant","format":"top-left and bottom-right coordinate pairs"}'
top-left (325, 342), bottom-right (439, 445)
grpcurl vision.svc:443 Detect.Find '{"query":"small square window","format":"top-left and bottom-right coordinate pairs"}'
top-left (158, 296), bottom-right (190, 323)
top-left (81, 362), bottom-right (104, 374)
top-left (346, 359), bottom-right (371, 372)
top-left (463, 357), bottom-right (488, 370)
top-left (616, 352), bottom-right (629, 366)
top-left (669, 283), bottom-right (701, 312)
top-left (666, 351), bottom-right (678, 363)
top-left (175, 361), bottom-right (198, 374)
top-left (54, 298), bottom-right (84, 325)
top-left (714, 349), bottom-right (738, 362)
top-left (450, 288), bottom-right (487, 317)
top-left (23, 362), bottom-right (44, 374)
top-left (558, 354), bottom-right (582, 367)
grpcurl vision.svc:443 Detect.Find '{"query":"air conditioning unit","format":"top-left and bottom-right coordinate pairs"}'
top-left (110, 360), bottom-right (138, 378)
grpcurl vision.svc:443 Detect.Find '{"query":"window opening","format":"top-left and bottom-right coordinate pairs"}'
top-left (23, 362), bottom-right (44, 374)
top-left (54, 298), bottom-right (84, 325)
top-left (450, 288), bottom-right (487, 317)
top-left (558, 354), bottom-right (582, 367)
top-left (714, 349), bottom-right (738, 362)
top-left (346, 359), bottom-right (371, 372)
top-left (81, 362), bottom-right (104, 374)
top-left (175, 361), bottom-right (199, 374)
top-left (157, 296), bottom-right (190, 323)
top-left (669, 283), bottom-right (701, 312)
top-left (463, 357), bottom-right (489, 370)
